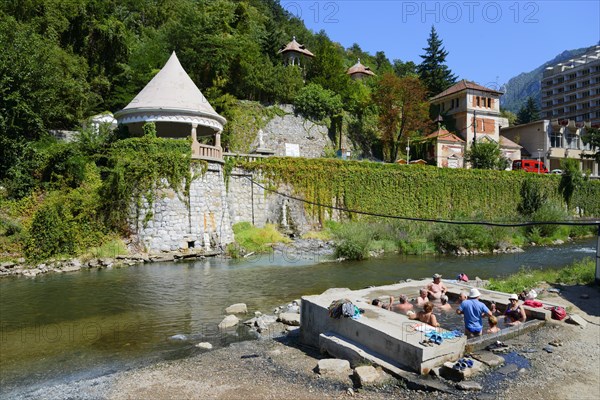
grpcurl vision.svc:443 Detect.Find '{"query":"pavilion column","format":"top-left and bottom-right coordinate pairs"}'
top-left (191, 123), bottom-right (199, 156)
top-left (215, 130), bottom-right (222, 149)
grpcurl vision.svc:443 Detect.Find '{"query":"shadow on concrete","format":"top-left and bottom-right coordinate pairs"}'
top-left (553, 283), bottom-right (600, 317)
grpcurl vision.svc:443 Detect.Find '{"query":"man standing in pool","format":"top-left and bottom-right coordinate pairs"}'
top-left (427, 273), bottom-right (447, 300)
top-left (456, 288), bottom-right (493, 338)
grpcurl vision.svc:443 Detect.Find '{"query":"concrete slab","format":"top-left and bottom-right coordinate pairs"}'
top-left (301, 279), bottom-right (550, 376)
top-left (301, 281), bottom-right (466, 374)
top-left (470, 351), bottom-right (505, 367)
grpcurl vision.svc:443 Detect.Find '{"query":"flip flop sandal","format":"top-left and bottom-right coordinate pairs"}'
top-left (464, 359), bottom-right (474, 368)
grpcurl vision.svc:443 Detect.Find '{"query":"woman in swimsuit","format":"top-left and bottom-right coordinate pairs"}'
top-left (504, 294), bottom-right (527, 325)
top-left (408, 302), bottom-right (440, 327)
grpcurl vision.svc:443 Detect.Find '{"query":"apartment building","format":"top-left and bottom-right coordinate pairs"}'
top-left (540, 45), bottom-right (600, 127)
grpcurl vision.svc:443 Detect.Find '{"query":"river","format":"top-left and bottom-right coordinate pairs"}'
top-left (0, 239), bottom-right (596, 395)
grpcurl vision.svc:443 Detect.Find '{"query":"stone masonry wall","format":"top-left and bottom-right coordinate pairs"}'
top-left (226, 167), bottom-right (313, 235)
top-left (253, 105), bottom-right (333, 158)
top-left (133, 163), bottom-right (234, 253)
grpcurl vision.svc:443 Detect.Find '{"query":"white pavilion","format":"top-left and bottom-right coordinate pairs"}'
top-left (114, 52), bottom-right (226, 163)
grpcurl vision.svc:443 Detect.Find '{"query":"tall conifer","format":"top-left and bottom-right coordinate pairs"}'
top-left (417, 26), bottom-right (457, 96)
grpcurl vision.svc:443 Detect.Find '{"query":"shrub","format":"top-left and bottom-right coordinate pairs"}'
top-left (530, 201), bottom-right (569, 237)
top-left (231, 222), bottom-right (290, 253)
top-left (518, 178), bottom-right (547, 217)
top-left (294, 83), bottom-right (343, 121)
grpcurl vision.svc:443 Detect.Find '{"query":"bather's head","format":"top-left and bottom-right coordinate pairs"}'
top-left (399, 294), bottom-right (408, 304)
top-left (440, 295), bottom-right (449, 305)
top-left (423, 302), bottom-right (434, 313)
top-left (419, 288), bottom-right (428, 298)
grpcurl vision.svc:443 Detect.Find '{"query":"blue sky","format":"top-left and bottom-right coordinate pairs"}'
top-left (290, 0), bottom-right (600, 87)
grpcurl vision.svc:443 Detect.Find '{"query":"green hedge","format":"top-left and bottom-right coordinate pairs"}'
top-left (243, 158), bottom-right (600, 221)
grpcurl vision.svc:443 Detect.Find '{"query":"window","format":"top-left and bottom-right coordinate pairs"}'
top-left (456, 98), bottom-right (459, 108)
top-left (487, 98), bottom-right (491, 108)
top-left (550, 130), bottom-right (562, 148)
top-left (476, 97), bottom-right (480, 107)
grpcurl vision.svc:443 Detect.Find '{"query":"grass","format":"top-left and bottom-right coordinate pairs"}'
top-left (487, 257), bottom-right (596, 293)
top-left (85, 237), bottom-right (129, 260)
top-left (231, 222), bottom-right (291, 254)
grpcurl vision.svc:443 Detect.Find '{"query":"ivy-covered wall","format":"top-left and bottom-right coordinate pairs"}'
top-left (240, 158), bottom-right (600, 223)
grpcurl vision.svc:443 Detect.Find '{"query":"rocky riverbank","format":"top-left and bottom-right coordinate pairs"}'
top-left (0, 238), bottom-right (336, 278)
top-left (8, 284), bottom-right (599, 400)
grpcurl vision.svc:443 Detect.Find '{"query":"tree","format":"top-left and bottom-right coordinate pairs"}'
top-left (372, 73), bottom-right (430, 162)
top-left (393, 59), bottom-right (417, 78)
top-left (417, 26), bottom-right (457, 96)
top-left (516, 97), bottom-right (540, 125)
top-left (464, 141), bottom-right (508, 170)
top-left (582, 127), bottom-right (600, 163)
top-left (559, 158), bottom-right (583, 210)
top-left (500, 109), bottom-right (517, 127)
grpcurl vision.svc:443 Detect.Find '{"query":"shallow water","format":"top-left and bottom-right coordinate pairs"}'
top-left (0, 238), bottom-right (595, 394)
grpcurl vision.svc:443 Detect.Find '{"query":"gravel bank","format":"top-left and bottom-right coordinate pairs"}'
top-left (12, 285), bottom-right (600, 400)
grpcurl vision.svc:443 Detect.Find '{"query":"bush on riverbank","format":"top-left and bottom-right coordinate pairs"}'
top-left (326, 217), bottom-right (595, 260)
top-left (487, 257), bottom-right (596, 293)
top-left (229, 222), bottom-right (291, 257)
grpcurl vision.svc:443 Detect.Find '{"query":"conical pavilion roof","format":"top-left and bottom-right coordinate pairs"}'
top-left (278, 37), bottom-right (314, 57)
top-left (116, 52), bottom-right (225, 126)
top-left (347, 59), bottom-right (375, 76)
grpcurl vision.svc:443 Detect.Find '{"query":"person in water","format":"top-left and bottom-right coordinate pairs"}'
top-left (416, 288), bottom-right (429, 307)
top-left (437, 295), bottom-right (452, 312)
top-left (408, 301), bottom-right (440, 327)
top-left (427, 273), bottom-right (447, 300)
top-left (456, 288), bottom-right (493, 338)
top-left (504, 294), bottom-right (527, 326)
top-left (392, 294), bottom-right (414, 314)
top-left (486, 315), bottom-right (500, 334)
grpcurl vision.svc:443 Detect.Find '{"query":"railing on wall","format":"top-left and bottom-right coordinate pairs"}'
top-left (223, 152), bottom-right (271, 163)
top-left (192, 143), bottom-right (223, 163)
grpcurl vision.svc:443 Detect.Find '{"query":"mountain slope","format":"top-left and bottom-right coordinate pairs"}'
top-left (501, 44), bottom-right (597, 113)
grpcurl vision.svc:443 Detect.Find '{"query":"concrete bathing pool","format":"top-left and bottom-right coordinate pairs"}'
top-left (300, 279), bottom-right (559, 375)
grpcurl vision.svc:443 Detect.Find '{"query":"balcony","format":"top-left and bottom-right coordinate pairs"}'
top-left (192, 143), bottom-right (223, 163)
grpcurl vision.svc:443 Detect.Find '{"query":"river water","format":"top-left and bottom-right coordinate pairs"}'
top-left (0, 239), bottom-right (596, 395)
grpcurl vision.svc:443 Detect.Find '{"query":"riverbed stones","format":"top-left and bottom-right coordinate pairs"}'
top-left (317, 359), bottom-right (350, 376)
top-left (278, 312), bottom-right (300, 326)
top-left (195, 342), bottom-right (213, 350)
top-left (225, 303), bottom-right (248, 314)
top-left (440, 359), bottom-right (485, 381)
top-left (218, 315), bottom-right (240, 329)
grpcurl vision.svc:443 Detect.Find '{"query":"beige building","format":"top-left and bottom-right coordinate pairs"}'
top-left (501, 119), bottom-right (599, 177)
top-left (429, 80), bottom-right (520, 166)
top-left (426, 128), bottom-right (465, 168)
top-left (541, 45), bottom-right (600, 127)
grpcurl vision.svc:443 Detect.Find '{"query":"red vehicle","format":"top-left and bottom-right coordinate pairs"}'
top-left (512, 159), bottom-right (548, 174)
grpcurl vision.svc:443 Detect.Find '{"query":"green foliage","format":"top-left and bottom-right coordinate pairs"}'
top-left (464, 141), bottom-right (507, 170)
top-left (582, 127), bottom-right (600, 163)
top-left (294, 83), bottom-right (343, 122)
top-left (432, 221), bottom-right (496, 252)
top-left (559, 158), bottom-right (583, 210)
top-left (143, 122), bottom-right (157, 138)
top-left (487, 257), bottom-right (596, 293)
top-left (500, 109), bottom-right (517, 126)
top-left (417, 26), bottom-right (457, 96)
top-left (518, 178), bottom-right (547, 217)
top-left (330, 222), bottom-right (373, 260)
top-left (529, 201), bottom-right (569, 238)
top-left (241, 157), bottom-right (600, 225)
top-left (101, 136), bottom-right (192, 232)
top-left (25, 164), bottom-right (107, 261)
top-left (231, 222), bottom-right (290, 254)
top-left (516, 96), bottom-right (540, 125)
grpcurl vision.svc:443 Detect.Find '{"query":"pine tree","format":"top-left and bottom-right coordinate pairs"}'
top-left (516, 97), bottom-right (540, 124)
top-left (417, 26), bottom-right (457, 96)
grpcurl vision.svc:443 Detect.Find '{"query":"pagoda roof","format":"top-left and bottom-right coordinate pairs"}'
top-left (346, 59), bottom-right (376, 76)
top-left (278, 37), bottom-right (314, 57)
